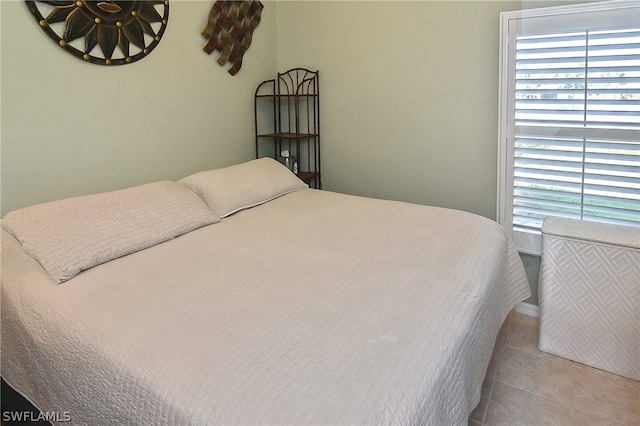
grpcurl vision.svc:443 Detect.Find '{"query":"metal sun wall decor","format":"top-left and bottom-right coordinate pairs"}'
top-left (201, 0), bottom-right (263, 76)
top-left (25, 1), bottom-right (169, 66)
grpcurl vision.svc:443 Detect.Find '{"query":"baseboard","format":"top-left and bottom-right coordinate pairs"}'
top-left (515, 302), bottom-right (540, 317)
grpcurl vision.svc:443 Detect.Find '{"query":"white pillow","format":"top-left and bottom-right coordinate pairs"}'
top-left (2, 181), bottom-right (219, 283)
top-left (178, 158), bottom-right (308, 218)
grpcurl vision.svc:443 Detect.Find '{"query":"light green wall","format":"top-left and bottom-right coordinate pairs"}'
top-left (1, 0), bottom-right (276, 216)
top-left (274, 0), bottom-right (594, 218)
top-left (275, 1), bottom-right (521, 219)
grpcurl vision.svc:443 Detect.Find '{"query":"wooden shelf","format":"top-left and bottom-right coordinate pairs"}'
top-left (296, 171), bottom-right (319, 182)
top-left (255, 68), bottom-right (320, 189)
top-left (258, 132), bottom-right (317, 139)
top-left (256, 93), bottom-right (318, 99)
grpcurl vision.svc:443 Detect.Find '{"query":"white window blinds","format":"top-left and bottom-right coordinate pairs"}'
top-left (498, 1), bottom-right (640, 254)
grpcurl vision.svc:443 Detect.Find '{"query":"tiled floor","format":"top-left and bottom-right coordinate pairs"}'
top-left (469, 309), bottom-right (640, 426)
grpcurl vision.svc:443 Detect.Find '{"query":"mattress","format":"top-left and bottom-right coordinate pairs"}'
top-left (2, 189), bottom-right (530, 425)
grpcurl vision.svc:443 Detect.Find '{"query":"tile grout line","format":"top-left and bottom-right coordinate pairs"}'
top-left (493, 380), bottom-right (572, 408)
top-left (568, 364), bottom-right (632, 426)
top-left (501, 333), bottom-right (573, 408)
top-left (480, 317), bottom-right (512, 425)
top-left (569, 358), bottom-right (573, 425)
top-left (480, 351), bottom-right (499, 424)
top-left (497, 315), bottom-right (574, 419)
top-left (477, 310), bottom-right (640, 426)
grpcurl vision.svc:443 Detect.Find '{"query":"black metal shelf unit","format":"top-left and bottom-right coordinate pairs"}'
top-left (255, 68), bottom-right (320, 189)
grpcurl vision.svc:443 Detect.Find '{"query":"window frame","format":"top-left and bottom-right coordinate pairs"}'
top-left (497, 0), bottom-right (640, 256)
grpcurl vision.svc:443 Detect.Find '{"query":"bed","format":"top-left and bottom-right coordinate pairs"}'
top-left (1, 158), bottom-right (530, 425)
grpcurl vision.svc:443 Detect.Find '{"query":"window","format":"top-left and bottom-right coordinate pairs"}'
top-left (498, 0), bottom-right (640, 255)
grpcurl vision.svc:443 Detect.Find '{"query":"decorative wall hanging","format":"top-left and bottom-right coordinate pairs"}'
top-left (201, 1), bottom-right (263, 76)
top-left (25, 1), bottom-right (169, 66)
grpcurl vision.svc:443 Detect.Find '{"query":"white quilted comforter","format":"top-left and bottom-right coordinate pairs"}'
top-left (1, 189), bottom-right (530, 425)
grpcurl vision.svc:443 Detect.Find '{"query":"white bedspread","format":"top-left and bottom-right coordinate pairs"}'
top-left (1, 189), bottom-right (530, 425)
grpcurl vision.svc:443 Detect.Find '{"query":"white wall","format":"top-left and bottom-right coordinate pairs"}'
top-left (1, 0), bottom-right (276, 215)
